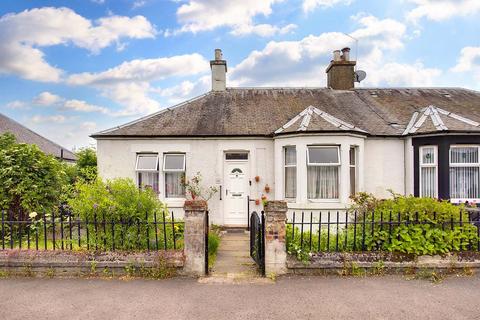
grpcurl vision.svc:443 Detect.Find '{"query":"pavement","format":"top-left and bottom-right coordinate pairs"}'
top-left (1, 275), bottom-right (480, 319)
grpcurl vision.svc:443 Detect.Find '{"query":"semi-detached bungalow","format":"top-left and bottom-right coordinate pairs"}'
top-left (92, 48), bottom-right (480, 226)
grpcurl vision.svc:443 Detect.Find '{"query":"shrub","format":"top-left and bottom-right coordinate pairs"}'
top-left (0, 133), bottom-right (66, 221)
top-left (287, 193), bottom-right (479, 258)
top-left (67, 178), bottom-right (183, 251)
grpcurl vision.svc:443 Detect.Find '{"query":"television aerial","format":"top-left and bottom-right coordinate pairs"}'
top-left (354, 70), bottom-right (367, 83)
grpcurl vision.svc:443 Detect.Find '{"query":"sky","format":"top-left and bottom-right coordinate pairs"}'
top-left (0, 0), bottom-right (479, 150)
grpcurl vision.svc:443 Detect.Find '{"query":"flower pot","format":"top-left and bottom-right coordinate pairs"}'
top-left (255, 199), bottom-right (260, 206)
top-left (255, 176), bottom-right (260, 182)
top-left (264, 184), bottom-right (270, 193)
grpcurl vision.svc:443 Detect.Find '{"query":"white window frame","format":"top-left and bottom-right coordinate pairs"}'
top-left (135, 154), bottom-right (159, 171)
top-left (307, 146), bottom-right (341, 166)
top-left (449, 145), bottom-right (480, 203)
top-left (307, 145), bottom-right (341, 201)
top-left (163, 153), bottom-right (186, 172)
top-left (419, 145), bottom-right (438, 198)
top-left (135, 153), bottom-right (159, 193)
top-left (163, 153), bottom-right (186, 199)
top-left (349, 146), bottom-right (357, 197)
top-left (284, 146), bottom-right (296, 200)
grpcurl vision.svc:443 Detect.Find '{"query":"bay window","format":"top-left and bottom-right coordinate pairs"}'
top-left (135, 154), bottom-right (159, 193)
top-left (284, 146), bottom-right (296, 199)
top-left (307, 146), bottom-right (340, 199)
top-left (449, 146), bottom-right (480, 202)
top-left (419, 146), bottom-right (438, 198)
top-left (163, 154), bottom-right (186, 198)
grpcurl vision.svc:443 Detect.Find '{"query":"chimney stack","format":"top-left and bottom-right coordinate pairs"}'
top-left (326, 47), bottom-right (356, 90)
top-left (210, 49), bottom-right (227, 91)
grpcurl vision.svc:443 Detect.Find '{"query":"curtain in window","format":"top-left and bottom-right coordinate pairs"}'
top-left (420, 167), bottom-right (436, 198)
top-left (285, 167), bottom-right (296, 198)
top-left (165, 172), bottom-right (185, 198)
top-left (307, 166), bottom-right (339, 199)
top-left (138, 172), bottom-right (159, 193)
top-left (450, 147), bottom-right (480, 200)
top-left (450, 167), bottom-right (480, 199)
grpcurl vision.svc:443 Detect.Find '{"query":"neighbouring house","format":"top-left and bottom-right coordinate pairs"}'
top-left (93, 48), bottom-right (480, 226)
top-left (0, 112), bottom-right (76, 163)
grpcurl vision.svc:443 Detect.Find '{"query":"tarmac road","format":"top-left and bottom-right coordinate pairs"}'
top-left (0, 275), bottom-right (479, 320)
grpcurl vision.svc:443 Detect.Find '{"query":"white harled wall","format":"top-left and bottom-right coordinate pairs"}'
top-left (364, 138), bottom-right (405, 198)
top-left (97, 138), bottom-right (275, 225)
top-left (97, 135), bottom-right (411, 225)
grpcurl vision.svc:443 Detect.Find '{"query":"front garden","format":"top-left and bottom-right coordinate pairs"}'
top-left (0, 133), bottom-right (219, 278)
top-left (287, 192), bottom-right (480, 263)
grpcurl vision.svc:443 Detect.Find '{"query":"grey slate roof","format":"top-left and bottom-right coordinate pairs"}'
top-left (0, 113), bottom-right (76, 161)
top-left (92, 87), bottom-right (480, 138)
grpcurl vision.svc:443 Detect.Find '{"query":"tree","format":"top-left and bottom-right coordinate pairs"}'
top-left (76, 147), bottom-right (97, 182)
top-left (0, 133), bottom-right (66, 221)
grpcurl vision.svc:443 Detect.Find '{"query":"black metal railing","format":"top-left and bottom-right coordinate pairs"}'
top-left (250, 211), bottom-right (265, 276)
top-left (0, 210), bottom-right (184, 252)
top-left (287, 210), bottom-right (480, 253)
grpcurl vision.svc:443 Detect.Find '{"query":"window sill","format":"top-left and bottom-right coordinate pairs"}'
top-left (163, 198), bottom-right (186, 208)
top-left (450, 198), bottom-right (480, 204)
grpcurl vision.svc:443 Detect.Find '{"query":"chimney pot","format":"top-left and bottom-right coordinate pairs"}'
top-left (333, 50), bottom-right (341, 61)
top-left (214, 48), bottom-right (223, 61)
top-left (341, 47), bottom-right (351, 61)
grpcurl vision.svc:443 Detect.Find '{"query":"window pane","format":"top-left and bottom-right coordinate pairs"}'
top-left (285, 147), bottom-right (296, 165)
top-left (421, 147), bottom-right (435, 164)
top-left (225, 152), bottom-right (248, 160)
top-left (307, 166), bottom-right (339, 199)
top-left (349, 147), bottom-right (356, 165)
top-left (165, 172), bottom-right (185, 198)
top-left (164, 154), bottom-right (185, 171)
top-left (285, 167), bottom-right (296, 198)
top-left (420, 167), bottom-right (436, 198)
top-left (136, 155), bottom-right (158, 170)
top-left (350, 166), bottom-right (356, 196)
top-left (138, 171), bottom-right (159, 193)
top-left (450, 167), bottom-right (480, 199)
top-left (451, 147), bottom-right (478, 164)
top-left (308, 147), bottom-right (339, 164)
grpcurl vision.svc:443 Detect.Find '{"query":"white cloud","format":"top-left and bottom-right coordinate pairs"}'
top-left (132, 0), bottom-right (147, 9)
top-left (407, 0), bottom-right (480, 22)
top-left (0, 7), bottom-right (156, 82)
top-left (68, 53), bottom-right (209, 116)
top-left (231, 23), bottom-right (297, 37)
top-left (33, 91), bottom-right (63, 106)
top-left (451, 46), bottom-right (480, 80)
top-left (364, 60), bottom-right (442, 87)
top-left (62, 99), bottom-right (109, 114)
top-left (5, 100), bottom-right (27, 109)
top-left (303, 0), bottom-right (352, 13)
top-left (154, 75), bottom-right (210, 104)
top-left (18, 91), bottom-right (110, 114)
top-left (170, 0), bottom-right (289, 37)
top-left (31, 115), bottom-right (68, 124)
top-left (229, 15), bottom-right (416, 87)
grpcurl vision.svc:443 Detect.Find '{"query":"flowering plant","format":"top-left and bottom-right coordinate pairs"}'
top-left (182, 172), bottom-right (218, 201)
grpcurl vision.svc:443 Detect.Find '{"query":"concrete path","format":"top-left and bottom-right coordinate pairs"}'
top-left (1, 275), bottom-right (480, 319)
top-left (207, 230), bottom-right (259, 281)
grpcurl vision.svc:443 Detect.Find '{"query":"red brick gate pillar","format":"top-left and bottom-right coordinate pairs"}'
top-left (264, 201), bottom-right (287, 275)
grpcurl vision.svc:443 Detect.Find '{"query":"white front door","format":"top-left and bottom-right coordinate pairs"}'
top-left (224, 162), bottom-right (248, 226)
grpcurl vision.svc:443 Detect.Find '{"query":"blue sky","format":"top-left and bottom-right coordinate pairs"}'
top-left (0, 0), bottom-right (479, 150)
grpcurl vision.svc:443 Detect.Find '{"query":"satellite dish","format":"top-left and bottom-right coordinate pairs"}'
top-left (354, 70), bottom-right (367, 83)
